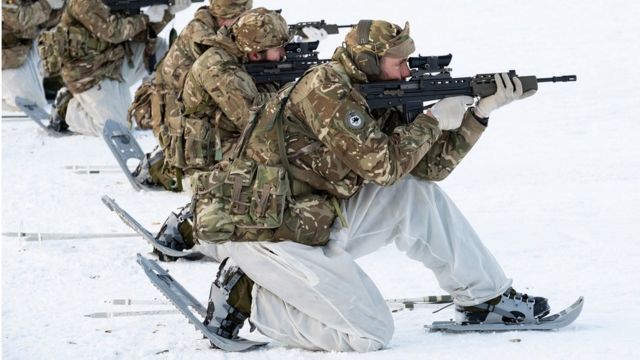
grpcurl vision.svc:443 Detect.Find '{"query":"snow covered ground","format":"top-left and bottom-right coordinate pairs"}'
top-left (2, 0), bottom-right (640, 358)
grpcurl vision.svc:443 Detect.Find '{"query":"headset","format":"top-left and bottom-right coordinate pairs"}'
top-left (352, 20), bottom-right (381, 77)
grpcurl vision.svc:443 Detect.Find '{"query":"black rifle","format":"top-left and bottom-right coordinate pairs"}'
top-left (357, 54), bottom-right (577, 123)
top-left (104, 0), bottom-right (203, 12)
top-left (245, 41), bottom-right (330, 86)
top-left (289, 20), bottom-right (355, 39)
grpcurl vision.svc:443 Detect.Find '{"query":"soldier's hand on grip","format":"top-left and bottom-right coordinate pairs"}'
top-left (429, 96), bottom-right (474, 130)
top-left (474, 73), bottom-right (537, 118)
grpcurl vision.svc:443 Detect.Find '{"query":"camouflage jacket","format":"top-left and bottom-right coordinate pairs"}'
top-left (2, 0), bottom-right (53, 69)
top-left (180, 29), bottom-right (279, 166)
top-left (245, 48), bottom-right (487, 199)
top-left (155, 6), bottom-right (220, 95)
top-left (59, 0), bottom-right (172, 93)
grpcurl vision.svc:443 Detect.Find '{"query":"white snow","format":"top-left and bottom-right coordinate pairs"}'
top-left (2, 0), bottom-right (640, 358)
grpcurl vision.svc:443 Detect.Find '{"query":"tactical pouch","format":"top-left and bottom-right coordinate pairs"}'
top-left (66, 26), bottom-right (108, 59)
top-left (128, 76), bottom-right (157, 129)
top-left (160, 112), bottom-right (186, 170)
top-left (191, 159), bottom-right (334, 246)
top-left (273, 194), bottom-right (334, 246)
top-left (248, 164), bottom-right (289, 228)
top-left (192, 163), bottom-right (236, 243)
top-left (191, 159), bottom-right (257, 243)
top-left (37, 26), bottom-right (68, 75)
top-left (150, 90), bottom-right (163, 134)
top-left (184, 117), bottom-right (212, 169)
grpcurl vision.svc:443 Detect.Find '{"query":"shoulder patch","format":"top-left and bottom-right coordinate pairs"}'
top-left (345, 110), bottom-right (366, 130)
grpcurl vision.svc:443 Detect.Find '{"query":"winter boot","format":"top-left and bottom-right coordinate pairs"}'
top-left (153, 203), bottom-right (195, 262)
top-left (47, 87), bottom-right (72, 133)
top-left (455, 288), bottom-right (550, 324)
top-left (131, 147), bottom-right (183, 191)
top-left (204, 258), bottom-right (254, 342)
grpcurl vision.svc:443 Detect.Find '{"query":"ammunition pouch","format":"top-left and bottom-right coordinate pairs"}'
top-left (184, 117), bottom-right (214, 169)
top-left (38, 24), bottom-right (111, 77)
top-left (191, 157), bottom-right (334, 246)
top-left (37, 26), bottom-right (66, 75)
top-left (158, 94), bottom-right (186, 170)
top-left (128, 75), bottom-right (161, 130)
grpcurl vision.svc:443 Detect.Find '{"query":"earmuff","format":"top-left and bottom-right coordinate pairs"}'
top-left (353, 20), bottom-right (381, 77)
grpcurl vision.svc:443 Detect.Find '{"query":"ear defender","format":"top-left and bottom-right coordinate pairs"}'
top-left (353, 20), bottom-right (380, 77)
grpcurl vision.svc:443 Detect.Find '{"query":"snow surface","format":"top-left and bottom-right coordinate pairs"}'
top-left (2, 0), bottom-right (640, 358)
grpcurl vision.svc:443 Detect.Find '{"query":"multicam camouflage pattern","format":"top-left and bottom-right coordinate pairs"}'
top-left (191, 159), bottom-right (335, 246)
top-left (280, 48), bottom-right (485, 192)
top-left (129, 7), bottom-right (220, 131)
top-left (154, 7), bottom-right (220, 102)
top-left (131, 1), bottom-right (255, 132)
top-left (232, 7), bottom-right (289, 53)
top-left (177, 32), bottom-right (279, 172)
top-left (192, 21), bottom-right (487, 246)
top-left (344, 19), bottom-right (415, 59)
top-left (57, 0), bottom-right (172, 93)
top-left (2, 0), bottom-right (53, 69)
top-left (173, 7), bottom-right (288, 172)
top-left (209, 0), bottom-right (251, 19)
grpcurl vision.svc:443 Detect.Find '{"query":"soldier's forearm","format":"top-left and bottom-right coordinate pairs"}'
top-left (411, 110), bottom-right (486, 181)
top-left (3, 0), bottom-right (52, 29)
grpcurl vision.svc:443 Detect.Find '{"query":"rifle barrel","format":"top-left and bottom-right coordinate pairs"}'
top-left (537, 75), bottom-right (577, 83)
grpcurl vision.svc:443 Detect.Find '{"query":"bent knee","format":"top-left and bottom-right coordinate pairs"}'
top-left (347, 335), bottom-right (389, 352)
top-left (346, 318), bottom-right (394, 352)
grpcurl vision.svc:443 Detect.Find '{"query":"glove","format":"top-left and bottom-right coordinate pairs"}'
top-left (169, 0), bottom-right (191, 14)
top-left (301, 26), bottom-right (329, 42)
top-left (474, 73), bottom-right (537, 118)
top-left (429, 95), bottom-right (474, 130)
top-left (143, 5), bottom-right (168, 23)
top-left (46, 0), bottom-right (64, 10)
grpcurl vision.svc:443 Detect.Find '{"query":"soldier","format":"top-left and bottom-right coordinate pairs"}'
top-left (132, 6), bottom-right (289, 193)
top-left (128, 0), bottom-right (253, 191)
top-left (182, 20), bottom-right (549, 351)
top-left (45, 0), bottom-right (192, 135)
top-left (2, 0), bottom-right (65, 112)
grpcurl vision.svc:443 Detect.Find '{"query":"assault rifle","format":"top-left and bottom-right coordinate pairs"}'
top-left (245, 41), bottom-right (330, 86)
top-left (289, 20), bottom-right (355, 39)
top-left (104, 0), bottom-right (203, 12)
top-left (357, 54), bottom-right (577, 123)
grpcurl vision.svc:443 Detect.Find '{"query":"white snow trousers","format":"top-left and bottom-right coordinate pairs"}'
top-left (213, 175), bottom-right (512, 352)
top-left (2, 42), bottom-right (48, 112)
top-left (65, 40), bottom-right (167, 136)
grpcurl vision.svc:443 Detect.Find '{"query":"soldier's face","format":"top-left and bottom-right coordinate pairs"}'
top-left (263, 47), bottom-right (286, 62)
top-left (378, 56), bottom-right (411, 81)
